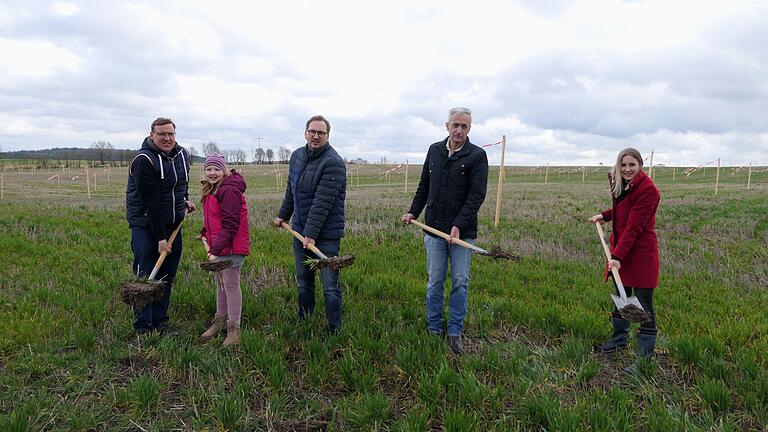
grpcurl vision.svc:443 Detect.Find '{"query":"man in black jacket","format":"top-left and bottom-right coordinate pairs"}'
top-left (126, 117), bottom-right (195, 335)
top-left (274, 115), bottom-right (347, 333)
top-left (401, 107), bottom-right (489, 354)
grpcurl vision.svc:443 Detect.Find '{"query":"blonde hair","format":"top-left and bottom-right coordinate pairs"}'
top-left (200, 170), bottom-right (229, 201)
top-left (610, 148), bottom-right (643, 198)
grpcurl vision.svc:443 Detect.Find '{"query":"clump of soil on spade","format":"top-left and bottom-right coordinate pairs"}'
top-left (620, 304), bottom-right (650, 323)
top-left (487, 247), bottom-right (521, 261)
top-left (199, 259), bottom-right (233, 272)
top-left (120, 279), bottom-right (165, 309)
top-left (306, 255), bottom-right (356, 271)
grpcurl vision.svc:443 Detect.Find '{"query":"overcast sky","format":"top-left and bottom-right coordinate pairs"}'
top-left (1, 0), bottom-right (766, 166)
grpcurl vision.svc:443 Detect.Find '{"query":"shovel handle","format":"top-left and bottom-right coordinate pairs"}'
top-left (147, 217), bottom-right (184, 281)
top-left (594, 222), bottom-right (628, 301)
top-left (280, 222), bottom-right (329, 259)
top-left (201, 237), bottom-right (210, 253)
top-left (408, 219), bottom-right (487, 254)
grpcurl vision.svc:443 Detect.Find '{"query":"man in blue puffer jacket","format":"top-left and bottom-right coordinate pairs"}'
top-left (274, 115), bottom-right (347, 333)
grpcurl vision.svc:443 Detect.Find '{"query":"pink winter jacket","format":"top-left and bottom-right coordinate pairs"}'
top-left (202, 170), bottom-right (250, 256)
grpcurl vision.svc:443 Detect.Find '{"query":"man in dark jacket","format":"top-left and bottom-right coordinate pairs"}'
top-left (401, 107), bottom-right (489, 354)
top-left (274, 115), bottom-right (347, 333)
top-left (126, 117), bottom-right (195, 334)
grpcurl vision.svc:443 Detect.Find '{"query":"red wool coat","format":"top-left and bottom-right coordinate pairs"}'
top-left (202, 170), bottom-right (250, 256)
top-left (601, 169), bottom-right (660, 288)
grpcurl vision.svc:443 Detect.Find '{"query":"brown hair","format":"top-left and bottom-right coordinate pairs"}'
top-left (200, 171), bottom-right (229, 201)
top-left (305, 115), bottom-right (330, 134)
top-left (151, 117), bottom-right (176, 132)
top-left (610, 147), bottom-right (643, 198)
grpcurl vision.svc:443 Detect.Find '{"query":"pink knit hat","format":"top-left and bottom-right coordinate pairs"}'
top-left (205, 153), bottom-right (226, 172)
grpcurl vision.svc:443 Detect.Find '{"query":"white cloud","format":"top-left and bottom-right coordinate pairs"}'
top-left (51, 1), bottom-right (79, 16)
top-left (0, 0), bottom-right (766, 165)
top-left (0, 38), bottom-right (81, 78)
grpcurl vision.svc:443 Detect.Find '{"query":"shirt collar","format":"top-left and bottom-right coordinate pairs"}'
top-left (446, 139), bottom-right (465, 157)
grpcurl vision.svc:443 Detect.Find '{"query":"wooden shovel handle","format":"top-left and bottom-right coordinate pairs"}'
top-left (408, 219), bottom-right (486, 253)
top-left (280, 222), bottom-right (329, 259)
top-left (148, 217), bottom-right (184, 281)
top-left (594, 222), bottom-right (628, 301)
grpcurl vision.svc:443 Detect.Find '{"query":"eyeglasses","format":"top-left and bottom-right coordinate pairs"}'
top-left (153, 132), bottom-right (176, 138)
top-left (306, 129), bottom-right (327, 137)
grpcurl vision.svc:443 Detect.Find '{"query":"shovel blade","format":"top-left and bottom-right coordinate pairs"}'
top-left (626, 296), bottom-right (644, 310)
top-left (610, 294), bottom-right (628, 311)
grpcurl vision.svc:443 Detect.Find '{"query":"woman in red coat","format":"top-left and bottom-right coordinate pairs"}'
top-left (589, 147), bottom-right (660, 362)
top-left (198, 154), bottom-right (250, 347)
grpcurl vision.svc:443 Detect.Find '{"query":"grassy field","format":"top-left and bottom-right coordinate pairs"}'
top-left (1, 162), bottom-right (767, 431)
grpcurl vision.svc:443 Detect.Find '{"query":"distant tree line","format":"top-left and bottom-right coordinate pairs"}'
top-left (0, 141), bottom-right (380, 167)
top-left (0, 141), bottom-right (298, 167)
top-left (199, 142), bottom-right (291, 165)
top-left (0, 145), bottom-right (146, 167)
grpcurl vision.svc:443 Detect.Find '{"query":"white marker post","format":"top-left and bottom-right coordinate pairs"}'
top-left (404, 159), bottom-right (408, 194)
top-left (648, 150), bottom-right (654, 179)
top-left (714, 158), bottom-right (720, 195)
top-left (86, 166), bottom-right (91, 199)
top-left (747, 162), bottom-right (752, 191)
top-left (494, 135), bottom-right (507, 228)
top-left (544, 163), bottom-right (549, 184)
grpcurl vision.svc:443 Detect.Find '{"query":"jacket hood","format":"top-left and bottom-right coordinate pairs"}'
top-left (141, 136), bottom-right (182, 157)
top-left (219, 169), bottom-right (247, 193)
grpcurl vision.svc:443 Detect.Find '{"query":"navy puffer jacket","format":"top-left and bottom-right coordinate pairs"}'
top-left (278, 144), bottom-right (346, 240)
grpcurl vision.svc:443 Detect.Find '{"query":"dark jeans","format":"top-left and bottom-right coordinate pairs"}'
top-left (611, 279), bottom-right (657, 336)
top-left (292, 237), bottom-right (342, 332)
top-left (131, 226), bottom-right (182, 331)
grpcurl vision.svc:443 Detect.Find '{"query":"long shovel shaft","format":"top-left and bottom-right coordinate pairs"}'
top-left (409, 219), bottom-right (488, 254)
top-left (280, 222), bottom-right (329, 259)
top-left (148, 219), bottom-right (184, 281)
top-left (594, 222), bottom-right (628, 302)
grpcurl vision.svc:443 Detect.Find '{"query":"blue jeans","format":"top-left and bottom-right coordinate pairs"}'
top-left (292, 237), bottom-right (343, 332)
top-left (131, 226), bottom-right (182, 331)
top-left (424, 234), bottom-right (473, 336)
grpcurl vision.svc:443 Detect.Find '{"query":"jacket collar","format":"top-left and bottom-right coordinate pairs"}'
top-left (625, 169), bottom-right (648, 191)
top-left (305, 142), bottom-right (330, 159)
top-left (440, 137), bottom-right (472, 159)
top-left (141, 136), bottom-right (181, 158)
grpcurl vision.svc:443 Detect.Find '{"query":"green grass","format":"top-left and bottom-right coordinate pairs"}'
top-left (0, 164), bottom-right (767, 430)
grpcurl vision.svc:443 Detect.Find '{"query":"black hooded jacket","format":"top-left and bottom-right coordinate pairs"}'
top-left (408, 138), bottom-right (489, 239)
top-left (126, 137), bottom-right (191, 241)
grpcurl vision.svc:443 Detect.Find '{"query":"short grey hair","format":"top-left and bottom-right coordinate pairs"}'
top-left (448, 107), bottom-right (472, 124)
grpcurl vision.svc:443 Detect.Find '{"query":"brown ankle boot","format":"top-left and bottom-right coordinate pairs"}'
top-left (223, 320), bottom-right (240, 347)
top-left (199, 314), bottom-right (226, 343)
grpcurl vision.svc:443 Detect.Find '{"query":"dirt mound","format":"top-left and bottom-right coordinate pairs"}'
top-left (199, 259), bottom-right (233, 272)
top-left (620, 304), bottom-right (650, 323)
top-left (308, 255), bottom-right (356, 271)
top-left (487, 247), bottom-right (521, 261)
top-left (120, 280), bottom-right (164, 308)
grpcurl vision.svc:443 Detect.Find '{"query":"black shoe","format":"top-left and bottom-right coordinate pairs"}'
top-left (447, 335), bottom-right (464, 355)
top-left (595, 317), bottom-right (630, 353)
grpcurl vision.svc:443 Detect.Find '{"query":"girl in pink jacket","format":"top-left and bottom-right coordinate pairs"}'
top-left (198, 154), bottom-right (250, 346)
